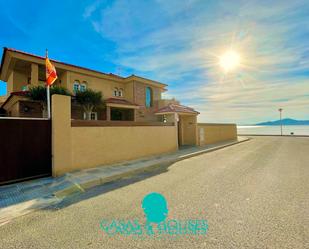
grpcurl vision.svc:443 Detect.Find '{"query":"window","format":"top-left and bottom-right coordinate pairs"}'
top-left (80, 82), bottom-right (87, 92)
top-left (118, 88), bottom-right (123, 97)
top-left (73, 80), bottom-right (87, 93)
top-left (73, 81), bottom-right (80, 93)
top-left (113, 87), bottom-right (124, 97)
top-left (145, 87), bottom-right (153, 108)
top-left (113, 88), bottom-right (119, 97)
top-left (90, 112), bottom-right (97, 120)
top-left (83, 112), bottom-right (97, 120)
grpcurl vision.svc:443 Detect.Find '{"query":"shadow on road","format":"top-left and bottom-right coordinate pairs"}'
top-left (43, 161), bottom-right (174, 211)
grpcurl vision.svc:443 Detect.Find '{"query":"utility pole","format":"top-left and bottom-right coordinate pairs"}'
top-left (278, 108), bottom-right (283, 136)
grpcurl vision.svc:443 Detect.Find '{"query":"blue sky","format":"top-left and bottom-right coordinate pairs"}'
top-left (0, 0), bottom-right (309, 124)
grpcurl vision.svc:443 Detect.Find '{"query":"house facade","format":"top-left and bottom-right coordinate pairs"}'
top-left (0, 48), bottom-right (196, 122)
top-left (0, 48), bottom-right (238, 184)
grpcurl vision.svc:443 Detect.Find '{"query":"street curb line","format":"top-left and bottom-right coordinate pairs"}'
top-left (176, 138), bottom-right (250, 161)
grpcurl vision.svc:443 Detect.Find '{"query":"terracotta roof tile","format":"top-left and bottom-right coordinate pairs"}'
top-left (155, 103), bottom-right (199, 114)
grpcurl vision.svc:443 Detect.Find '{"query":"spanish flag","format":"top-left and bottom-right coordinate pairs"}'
top-left (46, 56), bottom-right (57, 86)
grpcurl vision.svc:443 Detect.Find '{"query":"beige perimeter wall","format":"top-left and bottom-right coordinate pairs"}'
top-left (52, 94), bottom-right (178, 176)
top-left (71, 126), bottom-right (177, 170)
top-left (198, 123), bottom-right (237, 146)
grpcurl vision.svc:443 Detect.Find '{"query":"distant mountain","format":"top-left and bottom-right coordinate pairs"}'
top-left (256, 118), bottom-right (309, 126)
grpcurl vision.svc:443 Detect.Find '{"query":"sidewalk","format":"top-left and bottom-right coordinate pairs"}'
top-left (0, 137), bottom-right (249, 226)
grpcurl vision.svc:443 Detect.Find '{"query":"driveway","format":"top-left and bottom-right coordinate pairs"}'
top-left (0, 136), bottom-right (308, 249)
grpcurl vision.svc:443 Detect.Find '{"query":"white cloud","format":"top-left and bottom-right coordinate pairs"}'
top-left (85, 0), bottom-right (309, 123)
top-left (83, 0), bottom-right (103, 19)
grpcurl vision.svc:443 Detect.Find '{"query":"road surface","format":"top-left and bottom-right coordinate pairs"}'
top-left (0, 136), bottom-right (308, 248)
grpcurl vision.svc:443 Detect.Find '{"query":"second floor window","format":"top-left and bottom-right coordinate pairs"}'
top-left (73, 80), bottom-right (87, 93)
top-left (113, 87), bottom-right (124, 97)
top-left (113, 88), bottom-right (118, 97)
top-left (145, 87), bottom-right (153, 108)
top-left (73, 81), bottom-right (80, 93)
top-left (80, 82), bottom-right (87, 92)
top-left (118, 88), bottom-right (123, 97)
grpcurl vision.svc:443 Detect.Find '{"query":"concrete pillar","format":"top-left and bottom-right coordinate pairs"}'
top-left (31, 63), bottom-right (39, 86)
top-left (107, 106), bottom-right (111, 121)
top-left (180, 115), bottom-right (198, 146)
top-left (174, 113), bottom-right (179, 149)
top-left (51, 94), bottom-right (72, 176)
top-left (162, 113), bottom-right (179, 149)
top-left (177, 114), bottom-right (183, 146)
top-left (193, 115), bottom-right (198, 146)
top-left (7, 71), bottom-right (14, 95)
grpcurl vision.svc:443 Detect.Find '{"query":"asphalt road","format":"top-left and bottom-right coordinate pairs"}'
top-left (0, 136), bottom-right (308, 249)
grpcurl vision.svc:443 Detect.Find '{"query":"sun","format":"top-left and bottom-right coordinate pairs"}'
top-left (219, 50), bottom-right (241, 72)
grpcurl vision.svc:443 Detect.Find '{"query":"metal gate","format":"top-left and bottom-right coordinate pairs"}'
top-left (0, 118), bottom-right (51, 185)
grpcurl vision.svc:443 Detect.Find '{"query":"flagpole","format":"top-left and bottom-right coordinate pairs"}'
top-left (46, 49), bottom-right (51, 119)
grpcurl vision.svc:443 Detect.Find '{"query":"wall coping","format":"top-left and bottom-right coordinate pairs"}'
top-left (71, 120), bottom-right (175, 127)
top-left (198, 123), bottom-right (236, 126)
top-left (0, 117), bottom-right (49, 120)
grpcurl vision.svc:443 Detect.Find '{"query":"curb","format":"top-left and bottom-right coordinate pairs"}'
top-left (54, 184), bottom-right (85, 198)
top-left (177, 137), bottom-right (250, 161)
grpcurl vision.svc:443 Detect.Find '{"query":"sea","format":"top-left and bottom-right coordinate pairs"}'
top-left (237, 125), bottom-right (309, 136)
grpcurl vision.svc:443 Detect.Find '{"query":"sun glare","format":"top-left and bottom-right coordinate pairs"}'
top-left (219, 50), bottom-right (240, 72)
